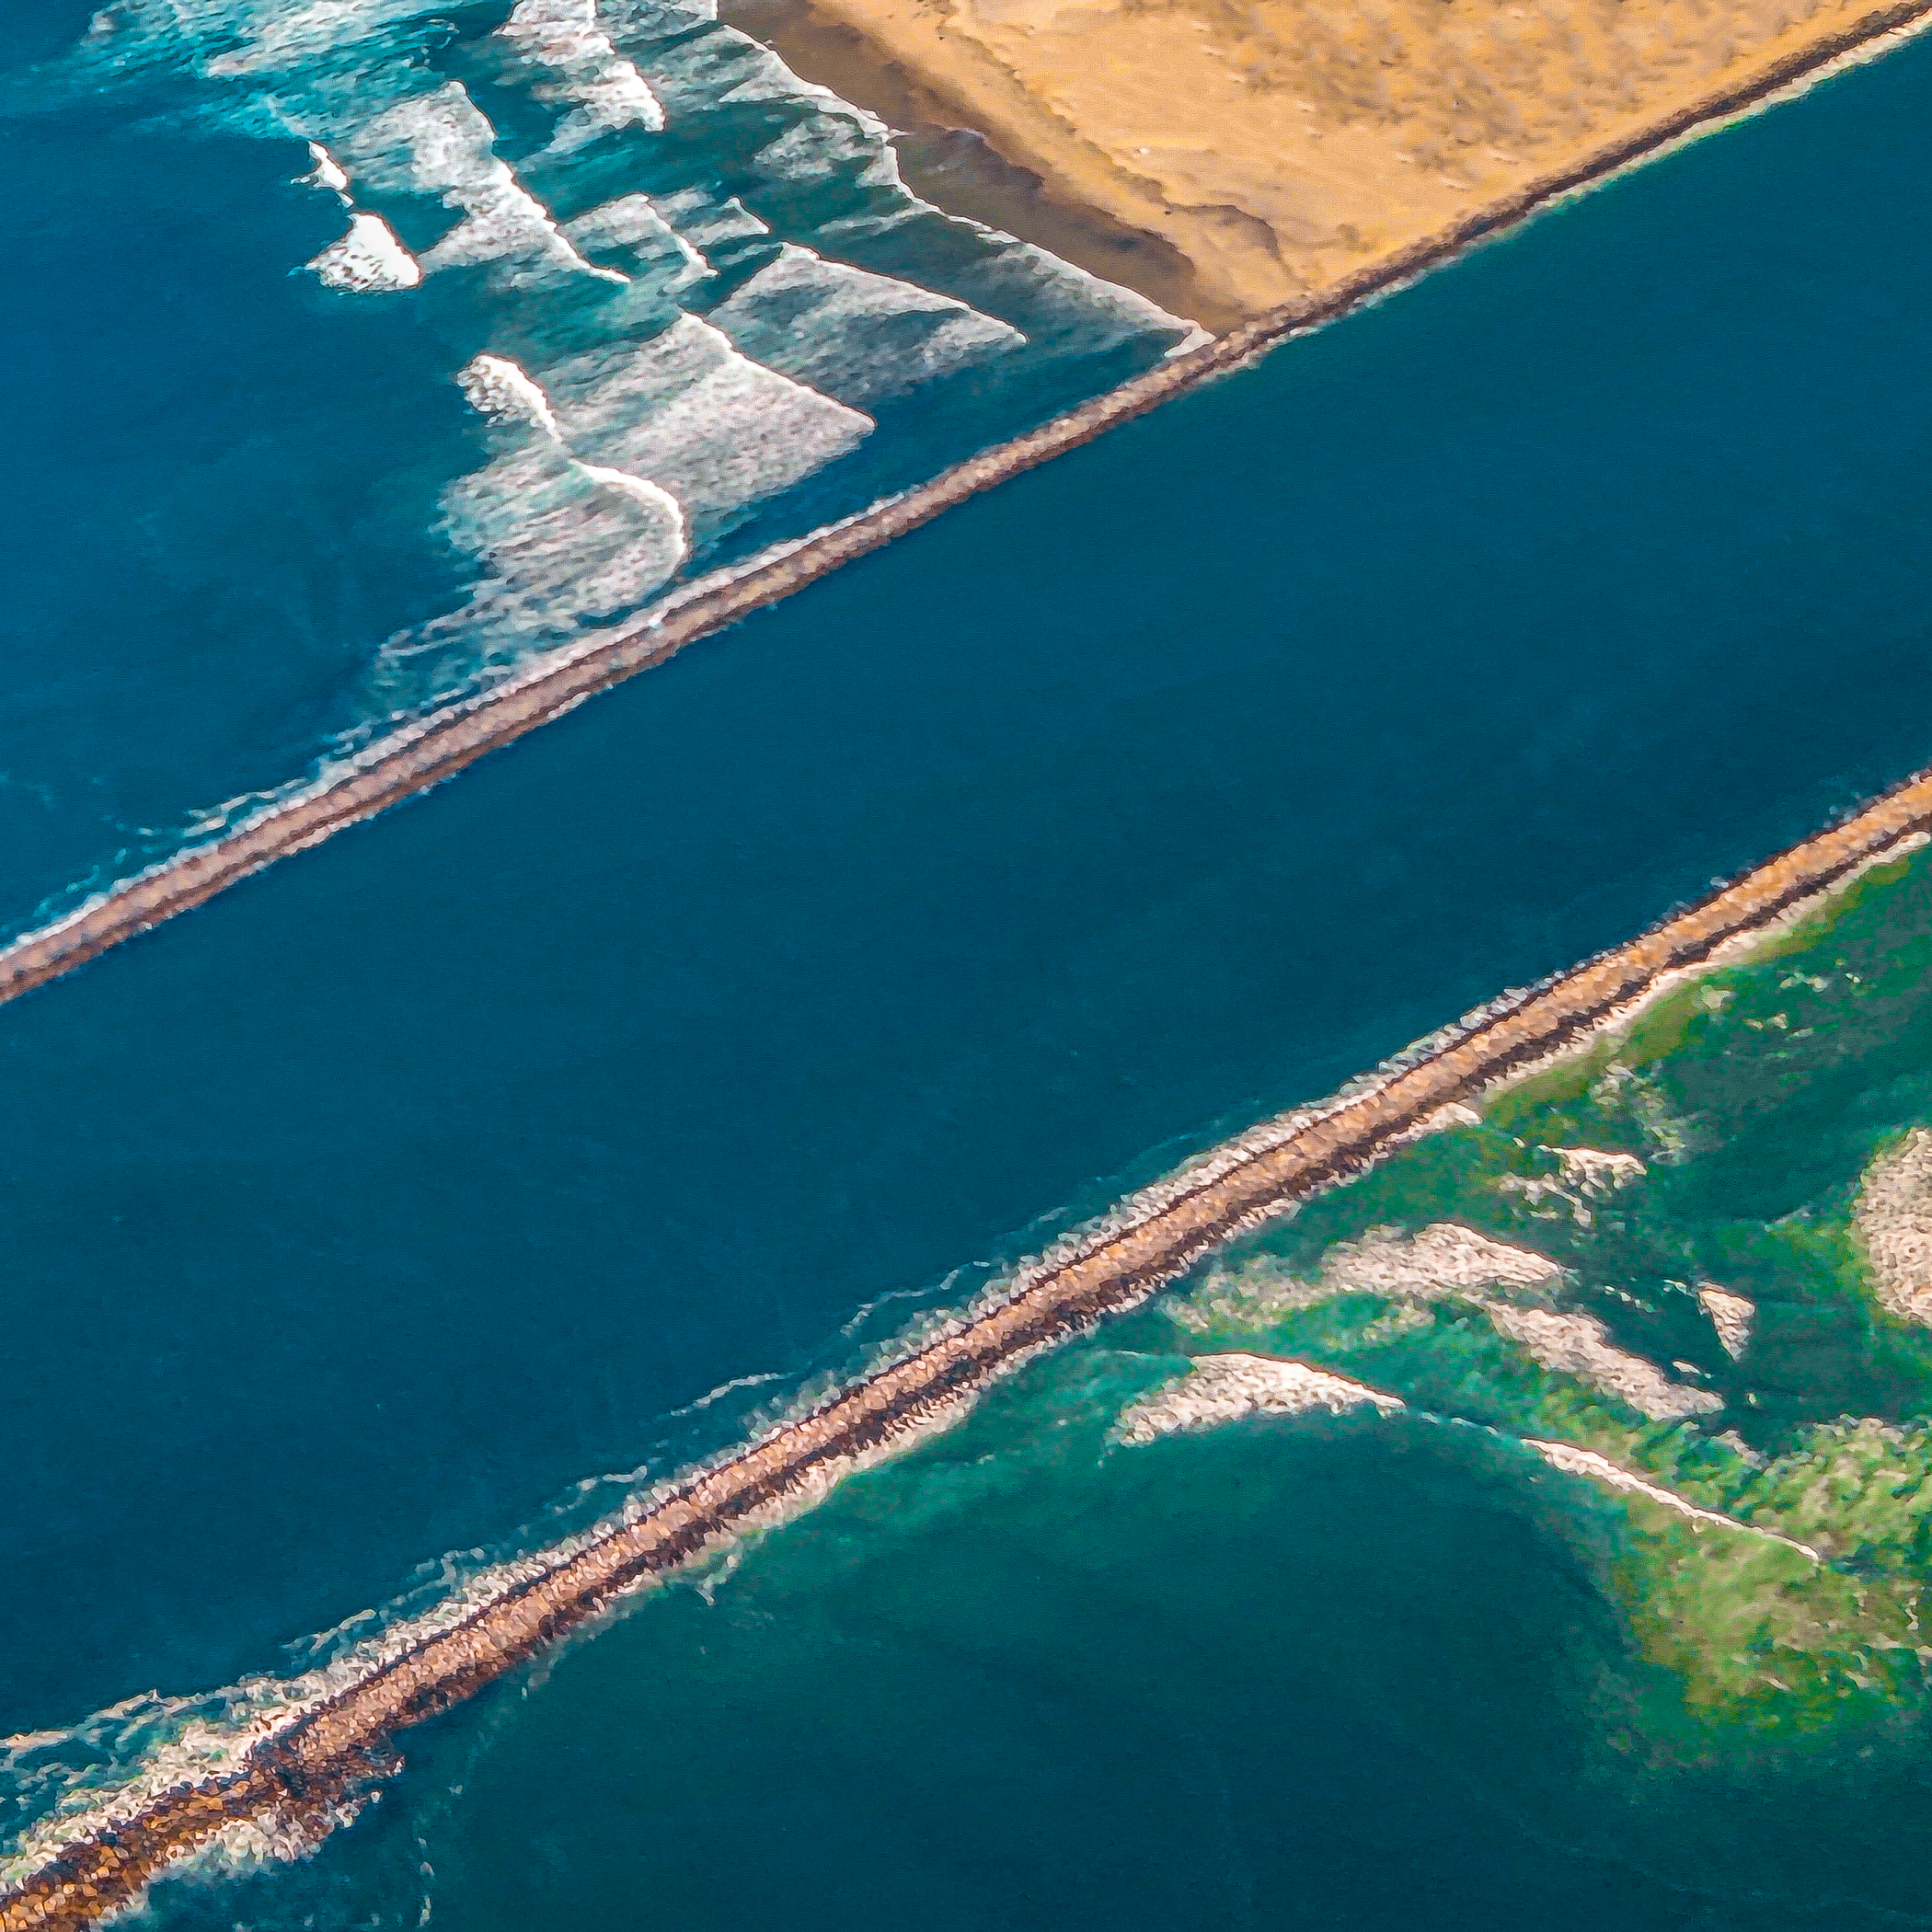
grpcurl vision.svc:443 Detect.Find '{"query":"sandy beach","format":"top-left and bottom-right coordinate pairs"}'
top-left (731, 0), bottom-right (1929, 321)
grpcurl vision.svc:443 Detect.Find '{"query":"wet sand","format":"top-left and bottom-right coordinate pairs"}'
top-left (723, 0), bottom-right (1241, 326)
top-left (6, 14), bottom-right (1932, 1917)
top-left (758, 0), bottom-right (1932, 320)
top-left (7, 753), bottom-right (1932, 1931)
top-left (4, 0), bottom-right (1928, 1022)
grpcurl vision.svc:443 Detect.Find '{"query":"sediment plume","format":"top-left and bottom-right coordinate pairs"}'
top-left (7, 709), bottom-right (1932, 1928)
top-left (3, 0), bottom-right (1930, 1012)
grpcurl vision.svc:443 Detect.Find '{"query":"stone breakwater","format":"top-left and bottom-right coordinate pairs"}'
top-left (3, 0), bottom-right (1929, 1011)
top-left (8, 758), bottom-right (1932, 1930)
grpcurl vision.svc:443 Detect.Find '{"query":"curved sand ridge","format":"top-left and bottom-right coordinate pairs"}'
top-left (7, 751), bottom-right (1932, 1930)
top-left (3, 0), bottom-right (1930, 1010)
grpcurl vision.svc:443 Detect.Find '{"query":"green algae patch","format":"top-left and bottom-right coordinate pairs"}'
top-left (1134, 848), bottom-right (1932, 1734)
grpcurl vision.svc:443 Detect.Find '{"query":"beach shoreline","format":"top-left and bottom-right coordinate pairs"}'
top-left (722, 0), bottom-right (1244, 327)
top-left (1, 0), bottom-right (1928, 1016)
top-left (763, 0), bottom-right (1932, 321)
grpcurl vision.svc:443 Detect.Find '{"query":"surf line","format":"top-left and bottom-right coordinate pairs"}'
top-left (8, 755), bottom-right (1932, 1932)
top-left (4, 0), bottom-right (1932, 1011)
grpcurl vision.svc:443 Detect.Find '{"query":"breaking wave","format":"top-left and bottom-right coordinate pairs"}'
top-left (0, 1228), bottom-right (1001, 1891)
top-left (8, 0), bottom-right (1195, 942)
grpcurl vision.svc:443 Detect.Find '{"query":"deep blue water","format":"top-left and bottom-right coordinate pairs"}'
top-left (0, 95), bottom-right (475, 923)
top-left (0, 0), bottom-right (1186, 938)
top-left (6, 9), bottom-right (1932, 1926)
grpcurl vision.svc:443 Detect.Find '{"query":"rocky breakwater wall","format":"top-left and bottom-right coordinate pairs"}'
top-left (5, 0), bottom-right (1930, 1012)
top-left (9, 758), bottom-right (1932, 1930)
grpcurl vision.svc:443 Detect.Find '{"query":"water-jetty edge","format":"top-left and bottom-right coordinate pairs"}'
top-left (9, 753), bottom-right (1932, 1930)
top-left (4, 0), bottom-right (1930, 1009)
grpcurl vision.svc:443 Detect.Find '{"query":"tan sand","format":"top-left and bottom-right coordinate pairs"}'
top-left (750, 0), bottom-right (1932, 319)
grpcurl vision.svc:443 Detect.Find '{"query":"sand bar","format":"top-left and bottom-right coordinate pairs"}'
top-left (6, 742), bottom-right (1932, 1928)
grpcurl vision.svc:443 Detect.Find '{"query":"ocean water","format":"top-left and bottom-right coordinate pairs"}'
top-left (0, 0), bottom-right (1190, 943)
top-left (166, 1386), bottom-right (1932, 1932)
top-left (9, 5), bottom-right (1932, 1926)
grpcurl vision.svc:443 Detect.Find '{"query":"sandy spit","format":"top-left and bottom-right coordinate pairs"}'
top-left (788, 0), bottom-right (1932, 320)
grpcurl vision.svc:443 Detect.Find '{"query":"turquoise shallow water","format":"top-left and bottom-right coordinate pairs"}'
top-left (188, 1397), bottom-right (1932, 1932)
top-left (9, 6), bottom-right (1932, 1925)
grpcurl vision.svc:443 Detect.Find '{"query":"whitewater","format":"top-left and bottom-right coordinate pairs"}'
top-left (11, 0), bottom-right (1932, 1922)
top-left (6, 755), bottom-right (1930, 1929)
top-left (5, 0), bottom-right (1928, 970)
top-left (0, 0), bottom-right (1198, 948)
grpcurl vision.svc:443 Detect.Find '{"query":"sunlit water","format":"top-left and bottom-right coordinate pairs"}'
top-left (7, 6), bottom-right (1932, 1926)
top-left (0, 0), bottom-right (1191, 944)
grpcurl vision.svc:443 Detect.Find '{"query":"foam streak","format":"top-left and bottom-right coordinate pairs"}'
top-left (6, 646), bottom-right (1932, 1926)
top-left (5, 0), bottom-right (1929, 1011)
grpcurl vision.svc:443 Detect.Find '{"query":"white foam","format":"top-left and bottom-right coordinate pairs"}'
top-left (944, 236), bottom-right (1195, 356)
top-left (444, 358), bottom-right (691, 644)
top-left (1484, 1304), bottom-right (1722, 1423)
top-left (615, 10), bottom-right (1193, 353)
top-left (1323, 1223), bottom-right (1565, 1298)
top-left (499, 0), bottom-right (667, 155)
top-left (1178, 1225), bottom-right (1716, 1424)
top-left (1526, 1440), bottom-right (1820, 1558)
top-left (651, 188), bottom-right (769, 251)
top-left (299, 139), bottom-right (350, 199)
top-left (1499, 1146), bottom-right (1642, 1227)
top-left (341, 84), bottom-right (625, 288)
top-left (1697, 1283), bottom-right (1754, 1360)
top-left (196, 0), bottom-right (432, 77)
top-left (662, 1370), bottom-right (788, 1420)
top-left (706, 243), bottom-right (1024, 407)
top-left (358, 433), bottom-right (690, 713)
top-left (577, 463), bottom-right (688, 539)
top-left (305, 211), bottom-right (420, 292)
top-left (435, 443), bottom-right (689, 627)
top-left (1116, 1353), bottom-right (1404, 1445)
top-left (594, 0), bottom-right (718, 42)
top-left (455, 353), bottom-right (562, 438)
top-left (1549, 1146), bottom-right (1647, 1193)
top-left (1179, 1223), bottom-right (1555, 1331)
top-left (541, 312), bottom-right (872, 517)
top-left (750, 112), bottom-right (904, 209)
top-left (0, 1520), bottom-right (638, 1889)
top-left (720, 63), bottom-right (887, 132)
top-left (562, 192), bottom-right (711, 285)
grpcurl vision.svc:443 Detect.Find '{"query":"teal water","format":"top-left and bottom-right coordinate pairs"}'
top-left (171, 1387), bottom-right (1932, 1932)
top-left (9, 7), bottom-right (1932, 1926)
